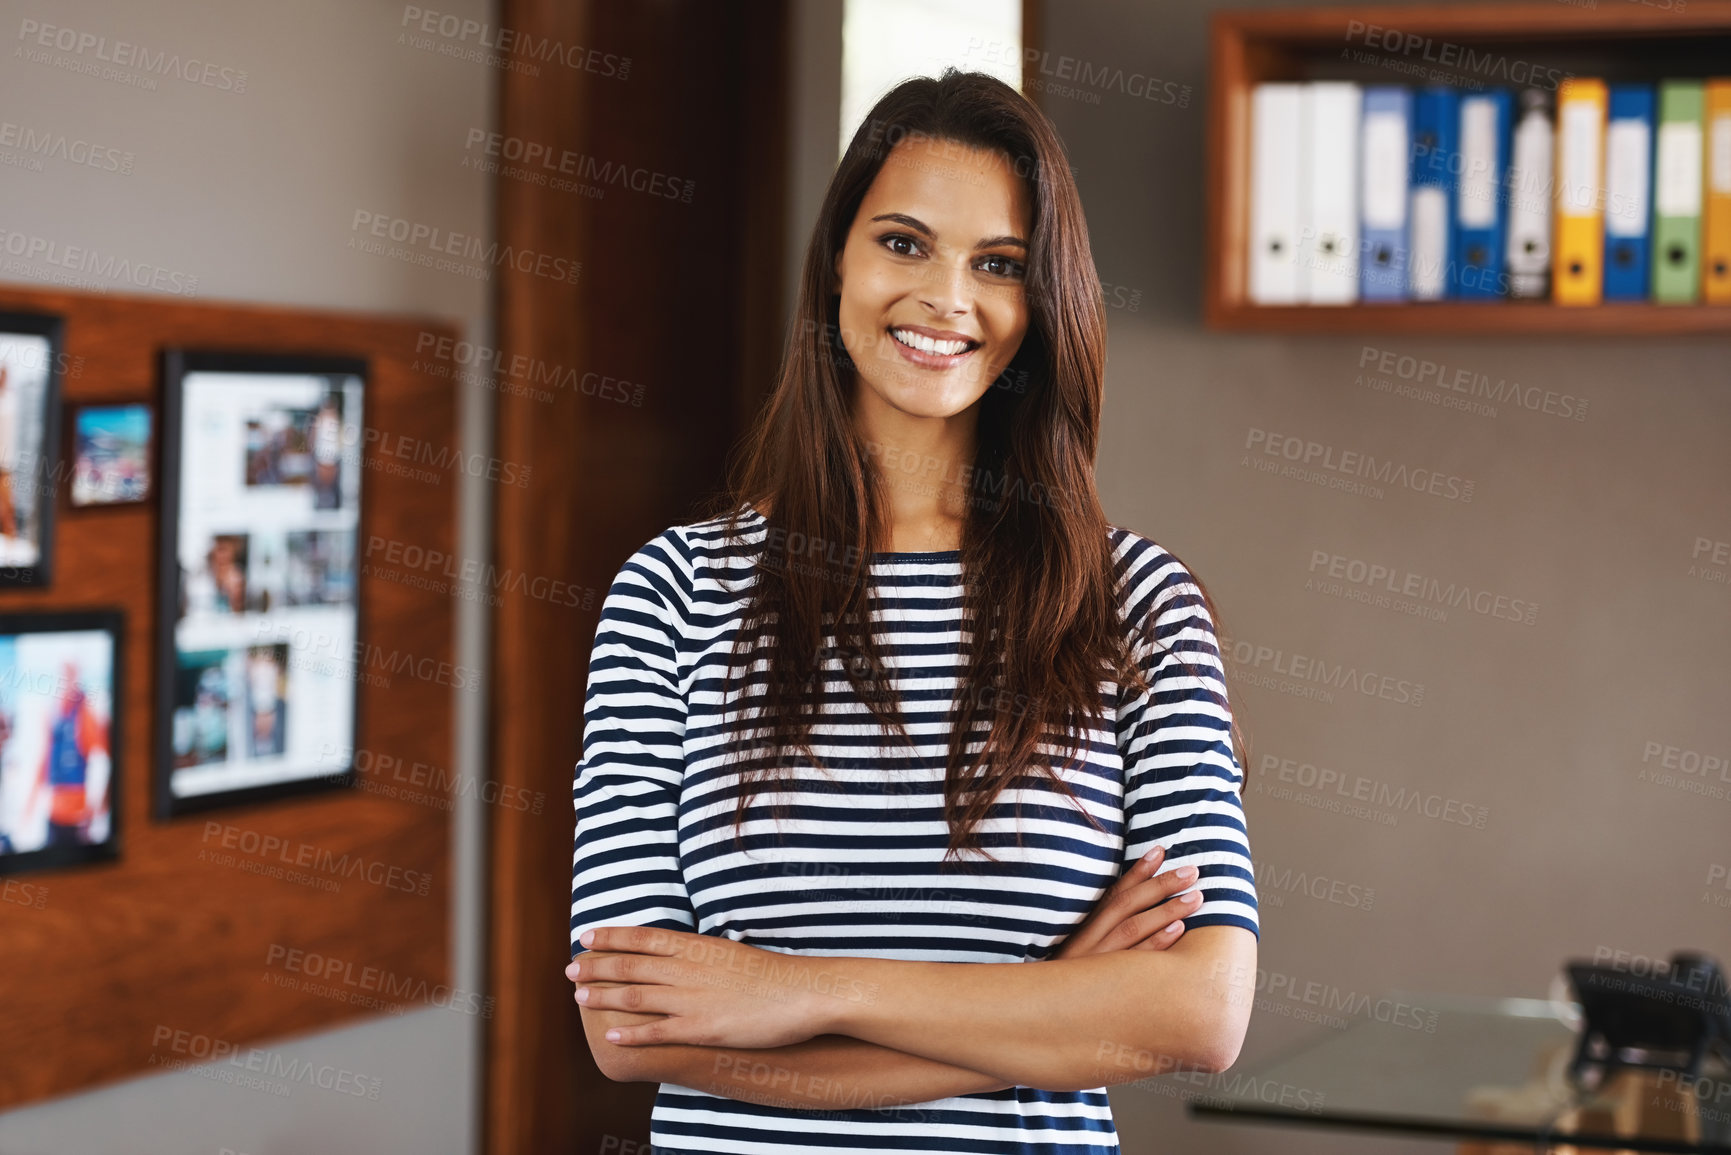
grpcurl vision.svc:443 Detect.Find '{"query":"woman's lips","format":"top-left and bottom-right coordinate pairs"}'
top-left (887, 326), bottom-right (979, 370)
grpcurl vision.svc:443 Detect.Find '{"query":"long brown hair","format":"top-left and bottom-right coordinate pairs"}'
top-left (695, 68), bottom-right (1244, 860)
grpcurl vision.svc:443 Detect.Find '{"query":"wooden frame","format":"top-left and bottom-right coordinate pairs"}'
top-left (152, 350), bottom-right (369, 819)
top-left (0, 283), bottom-right (456, 1111)
top-left (1205, 1), bottom-right (1731, 333)
top-left (0, 607), bottom-right (124, 875)
top-left (0, 308), bottom-right (66, 586)
top-left (63, 399), bottom-right (155, 510)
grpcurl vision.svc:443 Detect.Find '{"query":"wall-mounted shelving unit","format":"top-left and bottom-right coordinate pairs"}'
top-left (1204, 1), bottom-right (1731, 334)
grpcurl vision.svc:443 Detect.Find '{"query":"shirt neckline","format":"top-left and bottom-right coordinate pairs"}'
top-left (741, 503), bottom-right (962, 563)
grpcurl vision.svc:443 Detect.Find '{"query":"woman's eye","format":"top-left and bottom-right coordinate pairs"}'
top-left (882, 234), bottom-right (921, 257)
top-left (981, 255), bottom-right (1025, 278)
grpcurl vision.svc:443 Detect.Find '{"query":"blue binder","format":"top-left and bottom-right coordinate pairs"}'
top-left (1452, 89), bottom-right (1512, 298)
top-left (1360, 87), bottom-right (1413, 302)
top-left (1604, 84), bottom-right (1655, 301)
top-left (1409, 86), bottom-right (1460, 300)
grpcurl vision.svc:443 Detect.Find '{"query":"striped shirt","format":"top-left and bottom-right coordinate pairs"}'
top-left (570, 504), bottom-right (1258, 1154)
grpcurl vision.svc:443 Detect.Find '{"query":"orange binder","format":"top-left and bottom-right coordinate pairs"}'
top-left (1554, 79), bottom-right (1608, 305)
top-left (1704, 79), bottom-right (1731, 304)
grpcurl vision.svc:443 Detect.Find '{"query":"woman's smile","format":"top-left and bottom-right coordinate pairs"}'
top-left (886, 323), bottom-right (981, 370)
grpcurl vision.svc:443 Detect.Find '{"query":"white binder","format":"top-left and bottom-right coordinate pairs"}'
top-left (1506, 90), bottom-right (1555, 299)
top-left (1302, 82), bottom-right (1362, 303)
top-left (1410, 185), bottom-right (1449, 299)
top-left (1249, 83), bottom-right (1308, 304)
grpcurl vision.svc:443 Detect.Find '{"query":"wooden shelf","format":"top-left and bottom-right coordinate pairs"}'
top-left (1203, 1), bottom-right (1731, 335)
top-left (1207, 301), bottom-right (1731, 336)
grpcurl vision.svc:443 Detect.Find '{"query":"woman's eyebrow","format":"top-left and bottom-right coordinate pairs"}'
top-left (868, 212), bottom-right (1027, 251)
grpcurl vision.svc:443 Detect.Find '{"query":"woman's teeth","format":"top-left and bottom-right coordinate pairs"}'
top-left (890, 328), bottom-right (974, 356)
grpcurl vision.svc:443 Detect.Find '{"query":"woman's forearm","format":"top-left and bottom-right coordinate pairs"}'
top-left (806, 927), bottom-right (1256, 1091)
top-left (581, 1002), bottom-right (1012, 1108)
top-left (655, 1035), bottom-right (1013, 1110)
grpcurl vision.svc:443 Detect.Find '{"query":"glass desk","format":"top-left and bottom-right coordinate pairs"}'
top-left (1184, 993), bottom-right (1731, 1154)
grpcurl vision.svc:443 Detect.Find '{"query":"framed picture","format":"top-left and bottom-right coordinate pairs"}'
top-left (155, 351), bottom-right (367, 817)
top-left (0, 311), bottom-right (67, 586)
top-left (0, 609), bottom-right (123, 874)
top-left (67, 401), bottom-right (155, 508)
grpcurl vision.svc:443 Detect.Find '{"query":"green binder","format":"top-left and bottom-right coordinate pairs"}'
top-left (1652, 81), bottom-right (1705, 303)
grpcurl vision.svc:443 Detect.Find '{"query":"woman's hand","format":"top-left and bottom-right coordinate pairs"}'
top-left (566, 927), bottom-right (868, 1049)
top-left (1053, 845), bottom-right (1200, 959)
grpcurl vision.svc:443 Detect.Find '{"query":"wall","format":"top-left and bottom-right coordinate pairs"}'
top-left (1041, 1), bottom-right (1730, 1152)
top-left (787, 1), bottom-right (1731, 1153)
top-left (0, 0), bottom-right (492, 1152)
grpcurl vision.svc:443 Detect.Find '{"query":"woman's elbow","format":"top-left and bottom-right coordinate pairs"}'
top-left (1181, 926), bottom-right (1257, 1073)
top-left (593, 1046), bottom-right (658, 1084)
top-left (1195, 1024), bottom-right (1247, 1074)
top-left (580, 1013), bottom-right (664, 1084)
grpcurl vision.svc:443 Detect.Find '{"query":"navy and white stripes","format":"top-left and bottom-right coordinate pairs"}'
top-left (571, 505), bottom-right (1257, 1153)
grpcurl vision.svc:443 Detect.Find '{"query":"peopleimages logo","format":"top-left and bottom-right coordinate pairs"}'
top-left (0, 228), bottom-right (198, 295)
top-left (1254, 752), bottom-right (1491, 830)
top-left (349, 210), bottom-right (580, 284)
top-left (1357, 346), bottom-right (1589, 422)
top-left (200, 821), bottom-right (433, 896)
top-left (1340, 20), bottom-right (1570, 91)
top-left (0, 120), bottom-right (134, 173)
top-left (16, 19), bottom-right (249, 91)
top-left (1242, 428), bottom-right (1474, 503)
top-left (1306, 549), bottom-right (1539, 626)
top-left (398, 6), bottom-right (630, 77)
top-left (1219, 631), bottom-right (1425, 707)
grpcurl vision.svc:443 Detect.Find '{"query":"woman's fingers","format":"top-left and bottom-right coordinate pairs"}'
top-left (1131, 917), bottom-right (1187, 951)
top-left (567, 950), bottom-right (679, 986)
top-left (1117, 865), bottom-right (1199, 913)
top-left (573, 981), bottom-right (679, 1015)
top-left (1112, 845), bottom-right (1165, 894)
top-left (1103, 887), bottom-right (1203, 950)
top-left (1107, 893), bottom-right (1204, 948)
top-left (1094, 864), bottom-right (1198, 931)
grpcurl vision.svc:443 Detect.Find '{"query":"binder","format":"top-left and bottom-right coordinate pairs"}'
top-left (1603, 85), bottom-right (1655, 301)
top-left (1453, 88), bottom-right (1512, 299)
top-left (1651, 80), bottom-right (1704, 304)
top-left (1506, 88), bottom-right (1555, 300)
top-left (1554, 78), bottom-right (1608, 306)
top-left (1701, 79), bottom-right (1731, 304)
top-left (1249, 83), bottom-right (1308, 304)
top-left (1409, 86), bottom-right (1459, 300)
top-left (1360, 86), bottom-right (1412, 302)
top-left (1302, 82), bottom-right (1361, 304)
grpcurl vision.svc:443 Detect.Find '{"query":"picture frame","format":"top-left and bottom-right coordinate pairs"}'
top-left (154, 351), bottom-right (368, 818)
top-left (0, 608), bottom-right (124, 875)
top-left (65, 400), bottom-right (155, 509)
top-left (0, 310), bottom-right (67, 587)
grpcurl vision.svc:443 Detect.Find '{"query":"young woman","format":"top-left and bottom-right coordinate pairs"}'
top-left (567, 68), bottom-right (1258, 1153)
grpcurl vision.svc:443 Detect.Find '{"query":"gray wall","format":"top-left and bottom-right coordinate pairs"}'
top-left (1039, 2), bottom-right (1730, 1153)
top-left (0, 0), bottom-right (492, 1152)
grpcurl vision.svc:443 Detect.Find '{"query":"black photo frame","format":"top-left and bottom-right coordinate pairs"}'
top-left (0, 310), bottom-right (67, 587)
top-left (64, 399), bottom-right (156, 510)
top-left (154, 351), bottom-right (368, 818)
top-left (0, 608), bottom-right (124, 875)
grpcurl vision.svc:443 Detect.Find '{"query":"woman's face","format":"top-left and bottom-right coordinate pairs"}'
top-left (832, 136), bottom-right (1033, 425)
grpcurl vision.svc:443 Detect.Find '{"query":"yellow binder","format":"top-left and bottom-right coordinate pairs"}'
top-left (1704, 79), bottom-right (1731, 304)
top-left (1554, 79), bottom-right (1608, 305)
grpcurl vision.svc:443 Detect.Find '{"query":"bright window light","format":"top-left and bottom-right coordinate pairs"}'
top-left (839, 0), bottom-right (1022, 161)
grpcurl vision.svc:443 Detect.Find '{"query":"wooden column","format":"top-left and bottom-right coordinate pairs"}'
top-left (486, 1), bottom-right (789, 1151)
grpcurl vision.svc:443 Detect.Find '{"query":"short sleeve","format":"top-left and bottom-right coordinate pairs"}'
top-left (1115, 537), bottom-right (1259, 939)
top-left (570, 530), bottom-right (698, 957)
